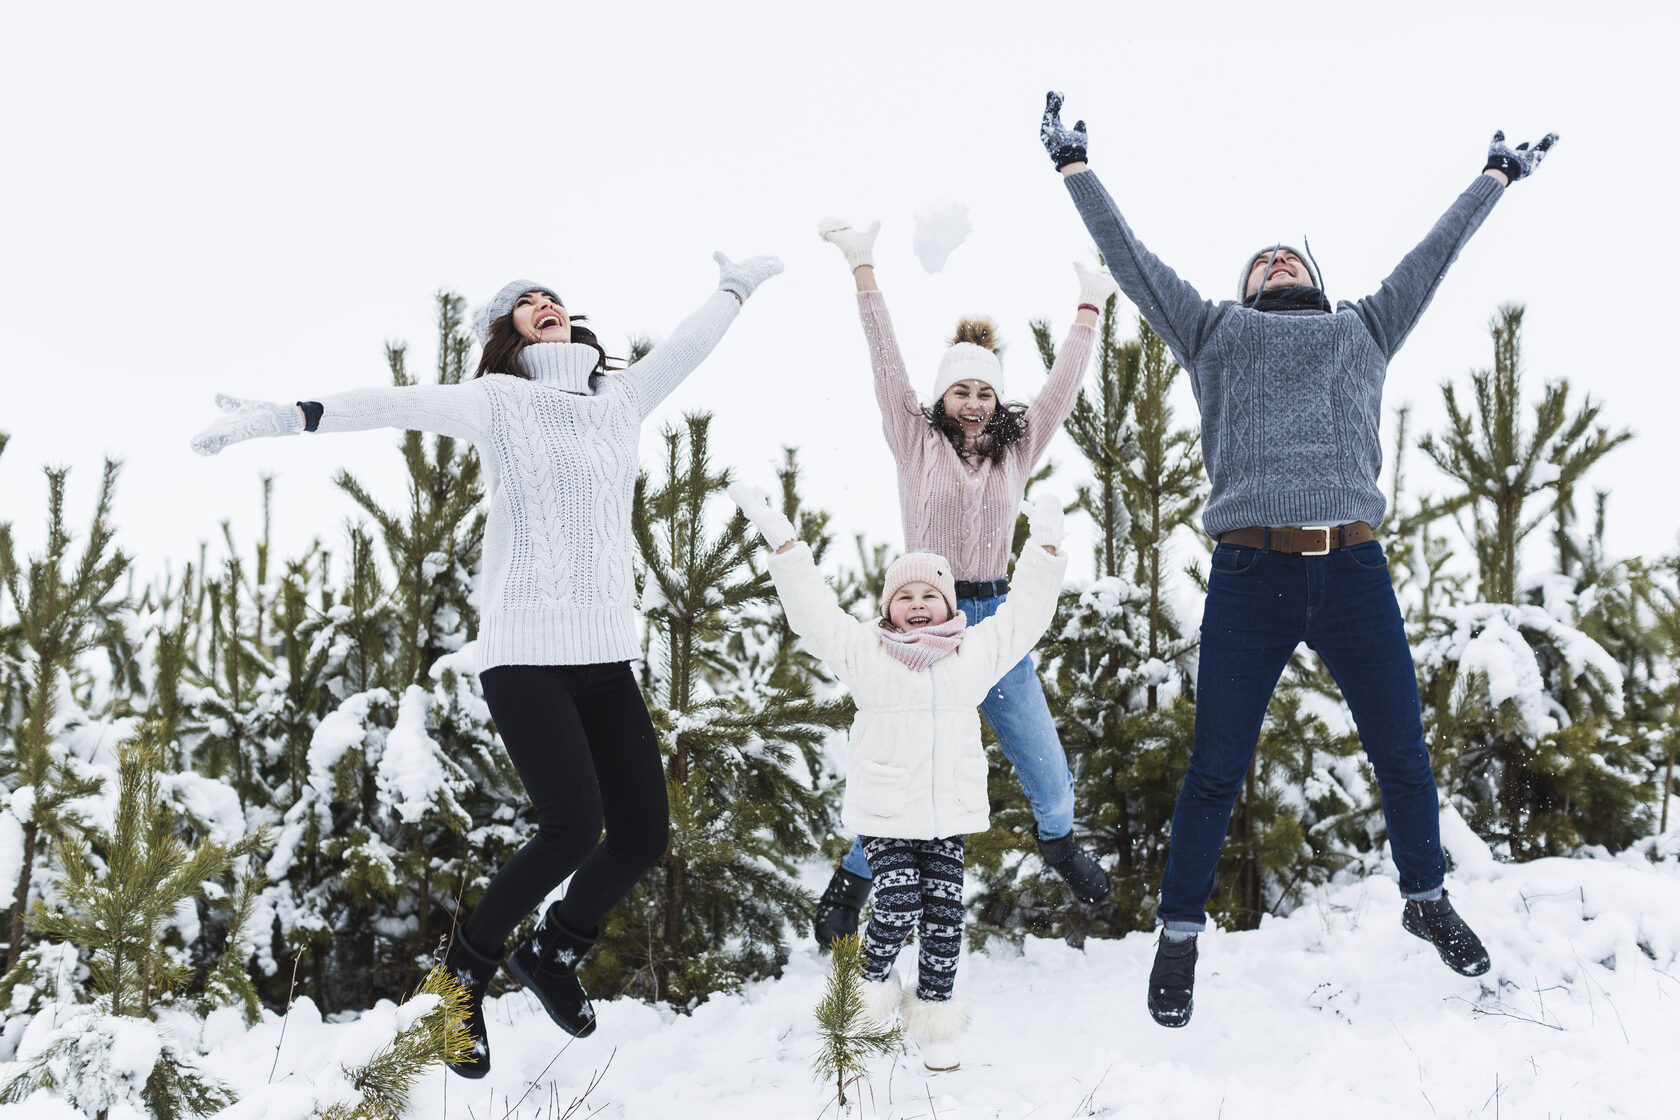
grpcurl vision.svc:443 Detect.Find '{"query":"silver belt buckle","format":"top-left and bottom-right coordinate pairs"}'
top-left (1301, 526), bottom-right (1332, 556)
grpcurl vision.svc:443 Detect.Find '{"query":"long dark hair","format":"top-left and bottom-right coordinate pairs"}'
top-left (916, 316), bottom-right (1028, 465)
top-left (472, 312), bottom-right (624, 383)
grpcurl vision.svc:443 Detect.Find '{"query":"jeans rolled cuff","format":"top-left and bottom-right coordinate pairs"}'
top-left (1404, 884), bottom-right (1444, 902)
top-left (1163, 919), bottom-right (1206, 935)
top-left (841, 839), bottom-right (874, 880)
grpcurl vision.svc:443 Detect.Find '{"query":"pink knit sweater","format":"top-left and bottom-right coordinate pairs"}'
top-left (860, 291), bottom-right (1095, 582)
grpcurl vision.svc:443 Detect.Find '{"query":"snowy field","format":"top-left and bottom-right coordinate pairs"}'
top-left (7, 837), bottom-right (1676, 1120)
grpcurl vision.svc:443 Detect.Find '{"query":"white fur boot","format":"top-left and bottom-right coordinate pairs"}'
top-left (860, 970), bottom-right (902, 1025)
top-left (901, 991), bottom-right (967, 1072)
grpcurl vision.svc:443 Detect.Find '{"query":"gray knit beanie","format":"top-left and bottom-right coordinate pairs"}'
top-left (473, 279), bottom-right (563, 345)
top-left (1238, 245), bottom-right (1320, 300)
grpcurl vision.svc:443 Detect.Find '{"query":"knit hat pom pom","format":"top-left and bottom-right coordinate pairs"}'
top-left (949, 316), bottom-right (1000, 352)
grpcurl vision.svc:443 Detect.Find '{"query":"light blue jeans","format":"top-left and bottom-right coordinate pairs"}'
top-left (841, 589), bottom-right (1076, 880)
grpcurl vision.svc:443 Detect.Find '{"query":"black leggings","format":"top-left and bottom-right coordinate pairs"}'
top-left (463, 662), bottom-right (669, 953)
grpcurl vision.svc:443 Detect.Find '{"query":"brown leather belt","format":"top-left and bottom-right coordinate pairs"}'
top-left (1218, 522), bottom-right (1374, 555)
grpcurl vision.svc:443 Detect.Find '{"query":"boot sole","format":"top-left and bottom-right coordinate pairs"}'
top-left (1401, 913), bottom-right (1491, 977)
top-left (1148, 999), bottom-right (1193, 1028)
top-left (505, 950), bottom-right (599, 1037)
top-left (447, 1059), bottom-right (490, 1080)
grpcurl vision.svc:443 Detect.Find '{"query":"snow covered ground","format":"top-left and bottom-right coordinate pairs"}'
top-left (7, 840), bottom-right (1678, 1120)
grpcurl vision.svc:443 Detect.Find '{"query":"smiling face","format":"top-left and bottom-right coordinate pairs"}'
top-left (886, 581), bottom-right (952, 632)
top-left (940, 380), bottom-right (997, 438)
top-left (1244, 248), bottom-right (1313, 298)
top-left (511, 290), bottom-right (570, 343)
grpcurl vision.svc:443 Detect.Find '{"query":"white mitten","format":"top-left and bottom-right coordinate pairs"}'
top-left (816, 217), bottom-right (880, 271)
top-left (1075, 259), bottom-right (1119, 310)
top-left (190, 393), bottom-right (305, 456)
top-left (1023, 489), bottom-right (1065, 548)
top-left (715, 251), bottom-right (785, 302)
top-left (727, 482), bottom-right (797, 550)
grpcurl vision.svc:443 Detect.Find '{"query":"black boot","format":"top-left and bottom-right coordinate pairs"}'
top-left (1147, 933), bottom-right (1197, 1028)
top-left (1037, 832), bottom-right (1111, 905)
top-left (442, 931), bottom-right (503, 1078)
top-left (505, 906), bottom-right (600, 1037)
top-left (813, 866), bottom-right (872, 949)
top-left (1402, 891), bottom-right (1491, 976)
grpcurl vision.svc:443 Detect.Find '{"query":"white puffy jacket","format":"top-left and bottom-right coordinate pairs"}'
top-left (766, 538), bottom-right (1068, 840)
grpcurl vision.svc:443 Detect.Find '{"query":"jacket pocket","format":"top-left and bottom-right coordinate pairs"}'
top-left (850, 759), bottom-right (909, 817)
top-left (953, 756), bottom-right (990, 813)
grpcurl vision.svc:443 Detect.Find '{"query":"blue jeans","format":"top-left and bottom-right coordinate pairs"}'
top-left (842, 589), bottom-right (1077, 879)
top-left (1158, 539), bottom-right (1447, 931)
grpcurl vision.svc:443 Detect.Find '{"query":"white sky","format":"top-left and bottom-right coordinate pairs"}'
top-left (2, 1), bottom-right (1675, 586)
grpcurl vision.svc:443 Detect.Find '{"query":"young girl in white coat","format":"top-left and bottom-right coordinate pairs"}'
top-left (731, 485), bottom-right (1068, 1073)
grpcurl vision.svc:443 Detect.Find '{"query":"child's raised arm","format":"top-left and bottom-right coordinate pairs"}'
top-left (731, 483), bottom-right (871, 678)
top-left (967, 491), bottom-right (1070, 683)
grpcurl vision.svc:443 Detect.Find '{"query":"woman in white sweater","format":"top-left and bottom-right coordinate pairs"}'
top-left (732, 484), bottom-right (1068, 1073)
top-left (191, 251), bottom-right (781, 1078)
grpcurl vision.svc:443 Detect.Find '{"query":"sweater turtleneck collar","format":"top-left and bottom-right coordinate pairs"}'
top-left (517, 342), bottom-right (598, 394)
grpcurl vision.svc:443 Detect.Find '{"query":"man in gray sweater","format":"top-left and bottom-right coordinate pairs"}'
top-left (1039, 91), bottom-right (1555, 1027)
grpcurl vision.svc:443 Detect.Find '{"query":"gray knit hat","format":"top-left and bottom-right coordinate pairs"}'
top-left (1238, 245), bottom-right (1320, 301)
top-left (473, 279), bottom-right (562, 345)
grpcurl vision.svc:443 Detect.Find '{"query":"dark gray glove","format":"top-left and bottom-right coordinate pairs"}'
top-left (1483, 130), bottom-right (1558, 182)
top-left (1040, 91), bottom-right (1088, 170)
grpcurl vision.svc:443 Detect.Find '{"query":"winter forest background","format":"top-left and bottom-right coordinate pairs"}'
top-left (4, 2), bottom-right (1678, 1117)
top-left (4, 292), bottom-right (1677, 1115)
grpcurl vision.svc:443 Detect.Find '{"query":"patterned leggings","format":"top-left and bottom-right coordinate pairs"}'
top-left (858, 835), bottom-right (965, 1002)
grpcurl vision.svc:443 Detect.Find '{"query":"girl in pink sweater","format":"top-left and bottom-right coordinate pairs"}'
top-left (809, 217), bottom-right (1117, 945)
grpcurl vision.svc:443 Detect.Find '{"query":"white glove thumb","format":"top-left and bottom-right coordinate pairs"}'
top-left (728, 482), bottom-right (797, 550)
top-left (191, 395), bottom-right (303, 457)
top-left (1075, 259), bottom-right (1119, 310)
top-left (1023, 489), bottom-right (1066, 548)
top-left (817, 217), bottom-right (879, 271)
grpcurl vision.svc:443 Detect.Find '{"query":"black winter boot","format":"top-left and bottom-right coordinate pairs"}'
top-left (1402, 891), bottom-right (1491, 976)
top-left (1147, 933), bottom-right (1197, 1028)
top-left (442, 931), bottom-right (504, 1078)
top-left (505, 906), bottom-right (600, 1037)
top-left (1037, 832), bottom-right (1111, 905)
top-left (812, 866), bottom-right (872, 949)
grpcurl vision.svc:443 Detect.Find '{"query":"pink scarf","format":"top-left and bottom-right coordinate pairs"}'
top-left (876, 615), bottom-right (968, 671)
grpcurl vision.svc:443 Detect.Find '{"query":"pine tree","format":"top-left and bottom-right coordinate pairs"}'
top-left (595, 412), bottom-right (847, 1007)
top-left (3, 721), bottom-right (256, 1119)
top-left (0, 459), bottom-right (127, 969)
top-left (1420, 305), bottom-right (1631, 606)
top-left (811, 932), bottom-right (901, 1111)
top-left (1415, 305), bottom-right (1640, 858)
top-left (316, 966), bottom-right (474, 1120)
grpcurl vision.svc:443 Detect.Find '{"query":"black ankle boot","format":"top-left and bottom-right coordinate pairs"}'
top-left (1147, 934), bottom-right (1197, 1028)
top-left (813, 867), bottom-right (872, 949)
top-left (505, 907), bottom-right (600, 1037)
top-left (442, 932), bottom-right (504, 1078)
top-left (1037, 832), bottom-right (1112, 905)
top-left (1402, 891), bottom-right (1491, 976)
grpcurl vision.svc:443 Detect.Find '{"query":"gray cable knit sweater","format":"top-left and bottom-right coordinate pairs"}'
top-left (1064, 170), bottom-right (1505, 536)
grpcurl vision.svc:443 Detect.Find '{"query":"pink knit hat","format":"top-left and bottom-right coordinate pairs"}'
top-left (879, 552), bottom-right (958, 620)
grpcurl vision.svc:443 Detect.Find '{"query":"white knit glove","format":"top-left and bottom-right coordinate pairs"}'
top-left (1075, 259), bottom-right (1119, 310)
top-left (191, 393), bottom-right (305, 456)
top-left (728, 483), bottom-right (797, 550)
top-left (1023, 489), bottom-right (1066, 548)
top-left (816, 217), bottom-right (880, 271)
top-left (715, 251), bottom-right (784, 302)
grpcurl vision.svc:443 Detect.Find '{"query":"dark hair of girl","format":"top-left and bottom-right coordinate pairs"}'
top-left (472, 311), bottom-right (624, 384)
top-left (916, 315), bottom-right (1028, 465)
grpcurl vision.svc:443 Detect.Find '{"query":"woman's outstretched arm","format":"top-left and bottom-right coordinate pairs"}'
top-left (620, 251), bottom-right (782, 418)
top-left (191, 380), bottom-right (491, 455)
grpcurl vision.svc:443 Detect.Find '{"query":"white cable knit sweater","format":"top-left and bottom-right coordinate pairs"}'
top-left (313, 289), bottom-right (741, 670)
